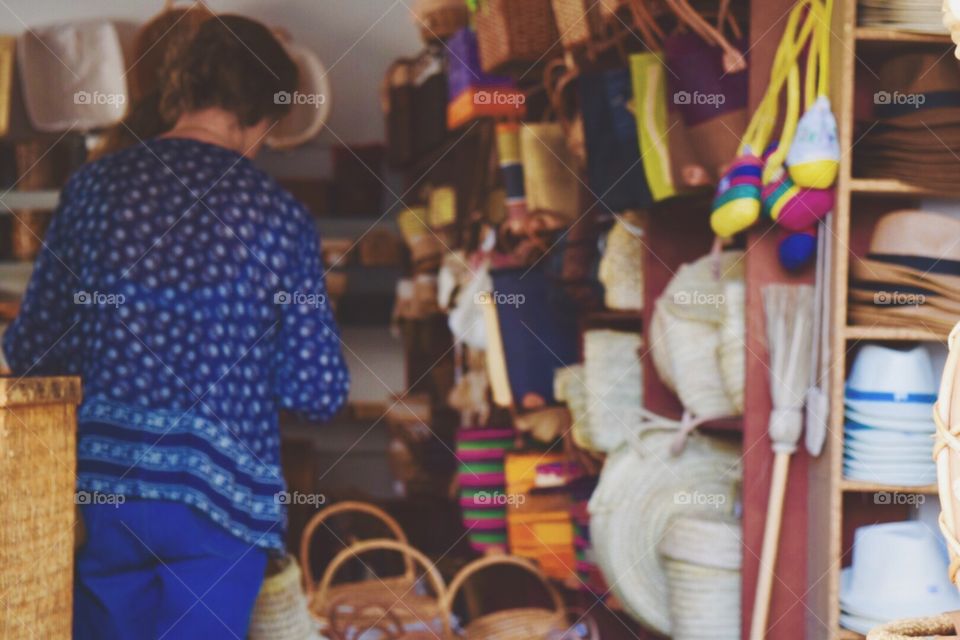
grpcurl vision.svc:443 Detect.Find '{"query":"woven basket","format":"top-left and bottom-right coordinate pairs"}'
top-left (867, 613), bottom-right (960, 639)
top-left (475, 0), bottom-right (561, 74)
top-left (0, 377), bottom-right (82, 639)
top-left (413, 0), bottom-right (469, 41)
top-left (250, 555), bottom-right (323, 640)
top-left (598, 211), bottom-right (646, 312)
top-left (301, 501), bottom-right (414, 588)
top-left (443, 555), bottom-right (567, 640)
top-left (315, 539), bottom-right (450, 638)
top-left (935, 323), bottom-right (960, 602)
top-left (551, 0), bottom-right (604, 50)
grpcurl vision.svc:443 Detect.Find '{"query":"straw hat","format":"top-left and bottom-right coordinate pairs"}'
top-left (872, 54), bottom-right (960, 127)
top-left (850, 210), bottom-right (960, 294)
top-left (588, 429), bottom-right (741, 635)
top-left (844, 344), bottom-right (938, 420)
top-left (266, 40), bottom-right (331, 149)
top-left (17, 21), bottom-right (128, 131)
top-left (650, 251), bottom-right (745, 419)
top-left (659, 515), bottom-right (742, 640)
top-left (841, 521), bottom-right (960, 625)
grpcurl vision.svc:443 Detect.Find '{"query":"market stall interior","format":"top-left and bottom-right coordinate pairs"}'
top-left (5, 0), bottom-right (960, 639)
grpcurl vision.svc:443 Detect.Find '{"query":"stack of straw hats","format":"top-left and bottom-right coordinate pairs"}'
top-left (588, 429), bottom-right (741, 635)
top-left (554, 364), bottom-right (597, 451)
top-left (583, 329), bottom-right (643, 452)
top-left (840, 521), bottom-right (960, 634)
top-left (659, 515), bottom-right (742, 640)
top-left (849, 210), bottom-right (960, 336)
top-left (858, 0), bottom-right (945, 33)
top-left (843, 344), bottom-right (939, 486)
top-left (651, 251), bottom-right (746, 420)
top-left (857, 55), bottom-right (960, 193)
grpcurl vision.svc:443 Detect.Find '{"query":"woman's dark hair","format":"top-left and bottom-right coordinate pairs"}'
top-left (160, 15), bottom-right (298, 127)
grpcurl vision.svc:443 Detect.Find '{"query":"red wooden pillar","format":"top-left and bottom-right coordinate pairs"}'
top-left (741, 0), bottom-right (816, 638)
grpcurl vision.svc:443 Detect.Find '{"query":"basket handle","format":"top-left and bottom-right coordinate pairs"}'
top-left (317, 539), bottom-right (451, 637)
top-left (300, 501), bottom-right (414, 590)
top-left (442, 555), bottom-right (566, 623)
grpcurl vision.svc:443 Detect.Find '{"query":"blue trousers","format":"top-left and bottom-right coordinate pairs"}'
top-left (74, 500), bottom-right (268, 640)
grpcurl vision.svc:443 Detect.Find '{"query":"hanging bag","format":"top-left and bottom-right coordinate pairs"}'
top-left (710, 0), bottom-right (818, 238)
top-left (787, 0), bottom-right (839, 189)
top-left (474, 0), bottom-right (561, 74)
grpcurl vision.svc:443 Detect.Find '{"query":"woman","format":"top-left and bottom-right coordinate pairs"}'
top-left (3, 15), bottom-right (349, 639)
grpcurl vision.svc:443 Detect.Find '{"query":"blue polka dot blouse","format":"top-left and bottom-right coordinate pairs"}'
top-left (3, 137), bottom-right (350, 551)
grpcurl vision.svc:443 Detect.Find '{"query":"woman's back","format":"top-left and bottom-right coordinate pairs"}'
top-left (4, 136), bottom-right (349, 549)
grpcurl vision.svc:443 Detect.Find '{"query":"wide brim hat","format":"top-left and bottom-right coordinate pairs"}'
top-left (266, 40), bottom-right (331, 149)
top-left (588, 430), bottom-right (741, 635)
top-left (871, 53), bottom-right (960, 128)
top-left (840, 521), bottom-right (960, 621)
top-left (853, 210), bottom-right (960, 293)
top-left (848, 303), bottom-right (959, 338)
top-left (17, 21), bottom-right (128, 132)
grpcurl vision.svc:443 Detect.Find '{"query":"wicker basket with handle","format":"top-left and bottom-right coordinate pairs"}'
top-left (0, 376), bottom-right (82, 639)
top-left (315, 539), bottom-right (450, 638)
top-left (443, 555), bottom-right (568, 639)
top-left (475, 0), bottom-right (561, 74)
top-left (300, 501), bottom-right (415, 592)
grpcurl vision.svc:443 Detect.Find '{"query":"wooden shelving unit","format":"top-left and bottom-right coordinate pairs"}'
top-left (853, 26), bottom-right (951, 44)
top-left (810, 6), bottom-right (951, 640)
top-left (840, 479), bottom-right (939, 495)
top-left (843, 325), bottom-right (945, 342)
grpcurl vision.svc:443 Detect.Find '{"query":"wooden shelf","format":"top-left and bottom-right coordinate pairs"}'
top-left (844, 325), bottom-right (945, 342)
top-left (0, 190), bottom-right (60, 211)
top-left (840, 479), bottom-right (938, 495)
top-left (854, 27), bottom-right (951, 44)
top-left (849, 177), bottom-right (943, 197)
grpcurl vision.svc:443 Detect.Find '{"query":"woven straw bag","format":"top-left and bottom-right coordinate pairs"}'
top-left (598, 211), bottom-right (646, 312)
top-left (0, 377), bottom-right (82, 639)
top-left (444, 555), bottom-right (567, 639)
top-left (250, 555), bottom-right (324, 640)
top-left (935, 323), bottom-right (960, 602)
top-left (412, 0), bottom-right (469, 42)
top-left (315, 539), bottom-right (450, 638)
top-left (867, 613), bottom-right (960, 639)
top-left (475, 0), bottom-right (561, 74)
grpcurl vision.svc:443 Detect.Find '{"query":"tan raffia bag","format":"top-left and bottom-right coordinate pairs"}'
top-left (520, 122), bottom-right (581, 224)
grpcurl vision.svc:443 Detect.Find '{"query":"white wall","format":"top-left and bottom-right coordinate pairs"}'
top-left (0, 0), bottom-right (424, 174)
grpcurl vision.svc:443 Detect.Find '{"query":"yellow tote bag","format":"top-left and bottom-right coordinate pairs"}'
top-left (630, 52), bottom-right (675, 202)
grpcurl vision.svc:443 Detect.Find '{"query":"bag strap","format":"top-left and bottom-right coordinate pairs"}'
top-left (663, 0), bottom-right (745, 72)
top-left (739, 0), bottom-right (819, 154)
top-left (442, 554), bottom-right (566, 623)
top-left (300, 501), bottom-right (414, 590)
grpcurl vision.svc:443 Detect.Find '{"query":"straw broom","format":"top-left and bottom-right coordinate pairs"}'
top-left (750, 284), bottom-right (815, 640)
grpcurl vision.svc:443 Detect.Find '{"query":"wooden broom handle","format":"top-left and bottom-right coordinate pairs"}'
top-left (749, 452), bottom-right (791, 640)
top-left (300, 501), bottom-right (414, 590)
